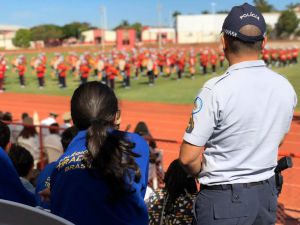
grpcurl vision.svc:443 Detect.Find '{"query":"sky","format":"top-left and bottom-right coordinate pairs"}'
top-left (0, 0), bottom-right (299, 29)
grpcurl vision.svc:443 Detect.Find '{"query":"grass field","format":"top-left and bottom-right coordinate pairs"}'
top-left (3, 52), bottom-right (300, 110)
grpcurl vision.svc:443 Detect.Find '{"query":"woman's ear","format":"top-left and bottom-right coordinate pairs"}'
top-left (5, 142), bottom-right (11, 153)
top-left (114, 110), bottom-right (121, 129)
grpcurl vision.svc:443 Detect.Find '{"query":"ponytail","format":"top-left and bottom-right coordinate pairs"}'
top-left (71, 82), bottom-right (141, 201)
top-left (86, 120), bottom-right (141, 201)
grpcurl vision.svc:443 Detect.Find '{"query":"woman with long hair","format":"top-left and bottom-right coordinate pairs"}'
top-left (17, 117), bottom-right (40, 164)
top-left (148, 159), bottom-right (198, 225)
top-left (50, 81), bottom-right (149, 225)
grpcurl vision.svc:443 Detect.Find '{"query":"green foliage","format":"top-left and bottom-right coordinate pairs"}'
top-left (62, 22), bottom-right (92, 39)
top-left (253, 0), bottom-right (274, 12)
top-left (12, 29), bottom-right (31, 48)
top-left (30, 24), bottom-right (64, 45)
top-left (172, 11), bottom-right (181, 18)
top-left (276, 10), bottom-right (299, 36)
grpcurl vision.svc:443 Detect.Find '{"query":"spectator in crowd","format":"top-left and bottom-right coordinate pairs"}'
top-left (0, 110), bottom-right (3, 120)
top-left (9, 145), bottom-right (35, 194)
top-left (36, 126), bottom-right (78, 210)
top-left (17, 117), bottom-right (40, 165)
top-left (60, 112), bottom-right (72, 130)
top-left (148, 159), bottom-right (198, 225)
top-left (2, 112), bottom-right (16, 143)
top-left (0, 121), bottom-right (36, 206)
top-left (49, 81), bottom-right (149, 225)
top-left (134, 121), bottom-right (164, 190)
top-left (40, 112), bottom-right (58, 136)
top-left (43, 123), bottom-right (63, 163)
top-left (11, 112), bottom-right (30, 143)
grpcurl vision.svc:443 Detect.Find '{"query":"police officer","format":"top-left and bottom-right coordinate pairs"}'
top-left (179, 3), bottom-right (297, 225)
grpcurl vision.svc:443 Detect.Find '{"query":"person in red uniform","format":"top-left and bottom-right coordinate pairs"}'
top-left (279, 49), bottom-right (287, 67)
top-left (210, 50), bottom-right (218, 73)
top-left (177, 53), bottom-right (185, 80)
top-left (292, 47), bottom-right (298, 64)
top-left (219, 50), bottom-right (225, 68)
top-left (57, 58), bottom-right (68, 88)
top-left (262, 48), bottom-right (270, 66)
top-left (0, 61), bottom-right (6, 92)
top-left (17, 60), bottom-right (26, 87)
top-left (125, 58), bottom-right (131, 89)
top-left (200, 50), bottom-right (209, 75)
top-left (36, 60), bottom-right (46, 89)
top-left (79, 60), bottom-right (90, 84)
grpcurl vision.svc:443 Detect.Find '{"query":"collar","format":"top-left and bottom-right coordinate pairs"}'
top-left (226, 60), bottom-right (266, 73)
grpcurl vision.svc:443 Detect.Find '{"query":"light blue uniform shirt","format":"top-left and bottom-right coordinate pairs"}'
top-left (184, 60), bottom-right (297, 185)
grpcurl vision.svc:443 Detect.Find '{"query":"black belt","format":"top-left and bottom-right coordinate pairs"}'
top-left (200, 179), bottom-right (269, 191)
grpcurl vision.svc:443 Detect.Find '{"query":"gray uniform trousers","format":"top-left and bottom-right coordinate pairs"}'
top-left (193, 176), bottom-right (277, 225)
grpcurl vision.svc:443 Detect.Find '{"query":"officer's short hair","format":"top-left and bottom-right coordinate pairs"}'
top-left (0, 121), bottom-right (10, 149)
top-left (224, 25), bottom-right (263, 54)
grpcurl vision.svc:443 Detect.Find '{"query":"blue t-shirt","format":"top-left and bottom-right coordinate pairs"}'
top-left (50, 130), bottom-right (149, 225)
top-left (35, 162), bottom-right (56, 209)
top-left (0, 147), bottom-right (36, 206)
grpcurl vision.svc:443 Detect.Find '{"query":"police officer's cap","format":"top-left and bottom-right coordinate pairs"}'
top-left (222, 3), bottom-right (266, 42)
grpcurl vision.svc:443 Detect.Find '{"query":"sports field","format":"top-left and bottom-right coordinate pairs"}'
top-left (2, 52), bottom-right (300, 110)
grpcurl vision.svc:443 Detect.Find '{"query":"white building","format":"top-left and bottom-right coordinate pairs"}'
top-left (81, 29), bottom-right (116, 45)
top-left (0, 25), bottom-right (25, 50)
top-left (176, 12), bottom-right (300, 43)
top-left (142, 27), bottom-right (176, 44)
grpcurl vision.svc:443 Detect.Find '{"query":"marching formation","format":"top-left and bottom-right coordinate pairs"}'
top-left (0, 46), bottom-right (298, 92)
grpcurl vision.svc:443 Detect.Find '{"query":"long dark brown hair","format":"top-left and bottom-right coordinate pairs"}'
top-left (71, 81), bottom-right (141, 201)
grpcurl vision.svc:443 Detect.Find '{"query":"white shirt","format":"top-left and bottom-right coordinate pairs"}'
top-left (183, 60), bottom-right (297, 185)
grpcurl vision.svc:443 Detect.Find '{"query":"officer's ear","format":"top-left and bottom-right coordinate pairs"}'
top-left (262, 36), bottom-right (268, 50)
top-left (221, 34), bottom-right (227, 52)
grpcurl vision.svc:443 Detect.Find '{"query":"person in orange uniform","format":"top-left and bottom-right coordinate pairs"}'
top-left (124, 58), bottom-right (131, 89)
top-left (219, 50), bottom-right (225, 68)
top-left (36, 60), bottom-right (46, 89)
top-left (0, 60), bottom-right (6, 92)
top-left (106, 61), bottom-right (118, 90)
top-left (292, 47), bottom-right (298, 64)
top-left (79, 60), bottom-right (90, 85)
top-left (17, 60), bottom-right (26, 88)
top-left (210, 50), bottom-right (218, 73)
top-left (200, 50), bottom-right (209, 75)
top-left (57, 58), bottom-right (68, 88)
top-left (177, 53), bottom-right (185, 80)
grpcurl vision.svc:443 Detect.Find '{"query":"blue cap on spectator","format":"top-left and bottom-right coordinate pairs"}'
top-left (222, 3), bottom-right (266, 42)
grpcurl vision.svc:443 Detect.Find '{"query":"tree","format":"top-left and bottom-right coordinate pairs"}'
top-left (217, 10), bottom-right (229, 14)
top-left (12, 29), bottom-right (31, 48)
top-left (131, 22), bottom-right (143, 40)
top-left (30, 24), bottom-right (64, 46)
top-left (275, 10), bottom-right (299, 37)
top-left (253, 0), bottom-right (274, 12)
top-left (172, 11), bottom-right (181, 19)
top-left (114, 20), bottom-right (130, 30)
top-left (62, 22), bottom-right (92, 39)
top-left (201, 10), bottom-right (209, 14)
